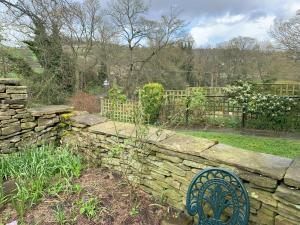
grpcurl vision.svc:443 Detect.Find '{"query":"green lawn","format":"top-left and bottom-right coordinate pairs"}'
top-left (179, 130), bottom-right (300, 159)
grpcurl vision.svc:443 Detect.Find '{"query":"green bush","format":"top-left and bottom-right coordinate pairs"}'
top-left (140, 83), bottom-right (165, 123)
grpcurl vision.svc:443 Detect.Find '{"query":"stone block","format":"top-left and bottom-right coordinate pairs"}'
top-left (246, 185), bottom-right (278, 207)
top-left (5, 86), bottom-right (27, 94)
top-left (274, 184), bottom-right (300, 205)
top-left (156, 152), bottom-right (183, 163)
top-left (275, 215), bottom-right (299, 225)
top-left (277, 202), bottom-right (300, 222)
top-left (284, 156), bottom-right (300, 188)
top-left (1, 122), bottom-right (21, 135)
top-left (182, 160), bottom-right (207, 169)
top-left (29, 105), bottom-right (73, 116)
top-left (10, 94), bottom-right (28, 100)
top-left (71, 114), bottom-right (107, 126)
top-left (0, 84), bottom-right (5, 92)
top-left (0, 78), bottom-right (21, 85)
top-left (21, 122), bottom-right (37, 130)
top-left (157, 134), bottom-right (217, 157)
top-left (200, 144), bottom-right (292, 180)
top-left (0, 93), bottom-right (9, 99)
top-left (0, 109), bottom-right (16, 116)
top-left (161, 161), bottom-right (186, 177)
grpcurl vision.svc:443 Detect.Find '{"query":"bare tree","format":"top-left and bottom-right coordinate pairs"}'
top-left (108, 0), bottom-right (185, 93)
top-left (63, 0), bottom-right (102, 91)
top-left (271, 14), bottom-right (300, 60)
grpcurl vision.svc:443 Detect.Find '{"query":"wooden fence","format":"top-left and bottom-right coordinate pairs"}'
top-left (100, 84), bottom-right (300, 129)
top-left (100, 98), bottom-right (138, 123)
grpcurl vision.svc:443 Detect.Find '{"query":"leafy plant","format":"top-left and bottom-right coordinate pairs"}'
top-left (130, 203), bottom-right (140, 217)
top-left (78, 197), bottom-right (98, 219)
top-left (0, 144), bottom-right (82, 219)
top-left (54, 205), bottom-right (67, 225)
top-left (108, 86), bottom-right (127, 103)
top-left (140, 83), bottom-right (165, 124)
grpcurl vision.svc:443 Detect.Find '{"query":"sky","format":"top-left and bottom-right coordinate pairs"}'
top-left (142, 0), bottom-right (300, 47)
top-left (1, 0), bottom-right (300, 47)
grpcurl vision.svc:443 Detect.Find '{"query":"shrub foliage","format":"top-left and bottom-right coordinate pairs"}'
top-left (140, 83), bottom-right (165, 123)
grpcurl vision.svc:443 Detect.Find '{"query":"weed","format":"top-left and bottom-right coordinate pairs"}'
top-left (130, 203), bottom-right (140, 217)
top-left (54, 205), bottom-right (67, 225)
top-left (78, 197), bottom-right (98, 220)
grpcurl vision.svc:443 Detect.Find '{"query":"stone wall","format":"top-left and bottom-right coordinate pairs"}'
top-left (61, 114), bottom-right (300, 225)
top-left (1, 79), bottom-right (299, 225)
top-left (0, 78), bottom-right (73, 154)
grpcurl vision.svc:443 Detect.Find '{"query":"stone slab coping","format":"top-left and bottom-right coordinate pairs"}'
top-left (71, 114), bottom-right (108, 126)
top-left (29, 105), bottom-right (74, 116)
top-left (88, 121), bottom-right (175, 142)
top-left (200, 143), bottom-right (292, 180)
top-left (0, 78), bottom-right (21, 85)
top-left (156, 134), bottom-right (217, 157)
top-left (284, 156), bottom-right (300, 188)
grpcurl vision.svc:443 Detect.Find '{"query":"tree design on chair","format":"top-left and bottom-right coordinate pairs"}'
top-left (186, 168), bottom-right (250, 225)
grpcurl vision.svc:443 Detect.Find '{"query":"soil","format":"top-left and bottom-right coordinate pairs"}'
top-left (0, 168), bottom-right (174, 225)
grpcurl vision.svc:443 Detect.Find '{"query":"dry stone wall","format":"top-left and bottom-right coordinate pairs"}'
top-left (0, 78), bottom-right (73, 154)
top-left (61, 115), bottom-right (300, 225)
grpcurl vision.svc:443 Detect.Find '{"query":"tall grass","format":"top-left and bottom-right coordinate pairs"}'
top-left (0, 144), bottom-right (82, 219)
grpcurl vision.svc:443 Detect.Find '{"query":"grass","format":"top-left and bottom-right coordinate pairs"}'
top-left (179, 130), bottom-right (300, 159)
top-left (0, 144), bottom-right (82, 221)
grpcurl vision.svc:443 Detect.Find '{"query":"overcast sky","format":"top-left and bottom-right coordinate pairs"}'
top-left (127, 0), bottom-right (300, 47)
top-left (1, 0), bottom-right (300, 47)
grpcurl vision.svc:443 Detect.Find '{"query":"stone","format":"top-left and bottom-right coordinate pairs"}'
top-left (275, 215), bottom-right (299, 225)
top-left (1, 122), bottom-right (21, 135)
top-left (0, 84), bottom-right (5, 92)
top-left (0, 109), bottom-right (16, 116)
top-left (71, 114), bottom-right (107, 126)
top-left (2, 180), bottom-right (17, 196)
top-left (0, 115), bottom-right (11, 120)
top-left (238, 169), bottom-right (278, 189)
top-left (277, 202), bottom-right (300, 221)
top-left (5, 86), bottom-right (27, 94)
top-left (158, 134), bottom-right (217, 157)
top-left (200, 144), bottom-right (292, 180)
top-left (89, 121), bottom-right (175, 142)
top-left (156, 152), bottom-right (183, 163)
top-left (29, 105), bottom-right (74, 117)
top-left (161, 212), bottom-right (193, 225)
top-left (21, 122), bottom-right (37, 130)
top-left (0, 93), bottom-right (9, 99)
top-left (250, 198), bottom-right (262, 210)
top-left (284, 156), bottom-right (300, 188)
top-left (246, 185), bottom-right (278, 207)
top-left (274, 184), bottom-right (300, 205)
top-left (10, 94), bottom-right (28, 100)
top-left (1, 99), bottom-right (26, 105)
top-left (182, 160), bottom-right (207, 169)
top-left (161, 161), bottom-right (186, 177)
top-left (0, 78), bottom-right (21, 85)
top-left (257, 210), bottom-right (275, 225)
top-left (37, 117), bottom-right (59, 127)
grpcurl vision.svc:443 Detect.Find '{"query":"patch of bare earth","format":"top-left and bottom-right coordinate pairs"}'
top-left (1, 168), bottom-right (172, 225)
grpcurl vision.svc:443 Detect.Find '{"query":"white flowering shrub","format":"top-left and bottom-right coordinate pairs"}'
top-left (225, 81), bottom-right (297, 128)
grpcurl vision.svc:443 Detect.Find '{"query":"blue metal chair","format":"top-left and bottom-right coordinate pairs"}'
top-left (186, 168), bottom-right (250, 225)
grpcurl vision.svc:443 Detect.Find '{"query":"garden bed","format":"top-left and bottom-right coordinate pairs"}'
top-left (0, 146), bottom-right (172, 225)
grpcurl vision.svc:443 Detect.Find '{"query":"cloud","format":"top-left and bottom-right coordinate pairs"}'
top-left (190, 14), bottom-right (275, 47)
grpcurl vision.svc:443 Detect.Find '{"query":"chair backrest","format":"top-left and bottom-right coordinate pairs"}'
top-left (186, 168), bottom-right (250, 225)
